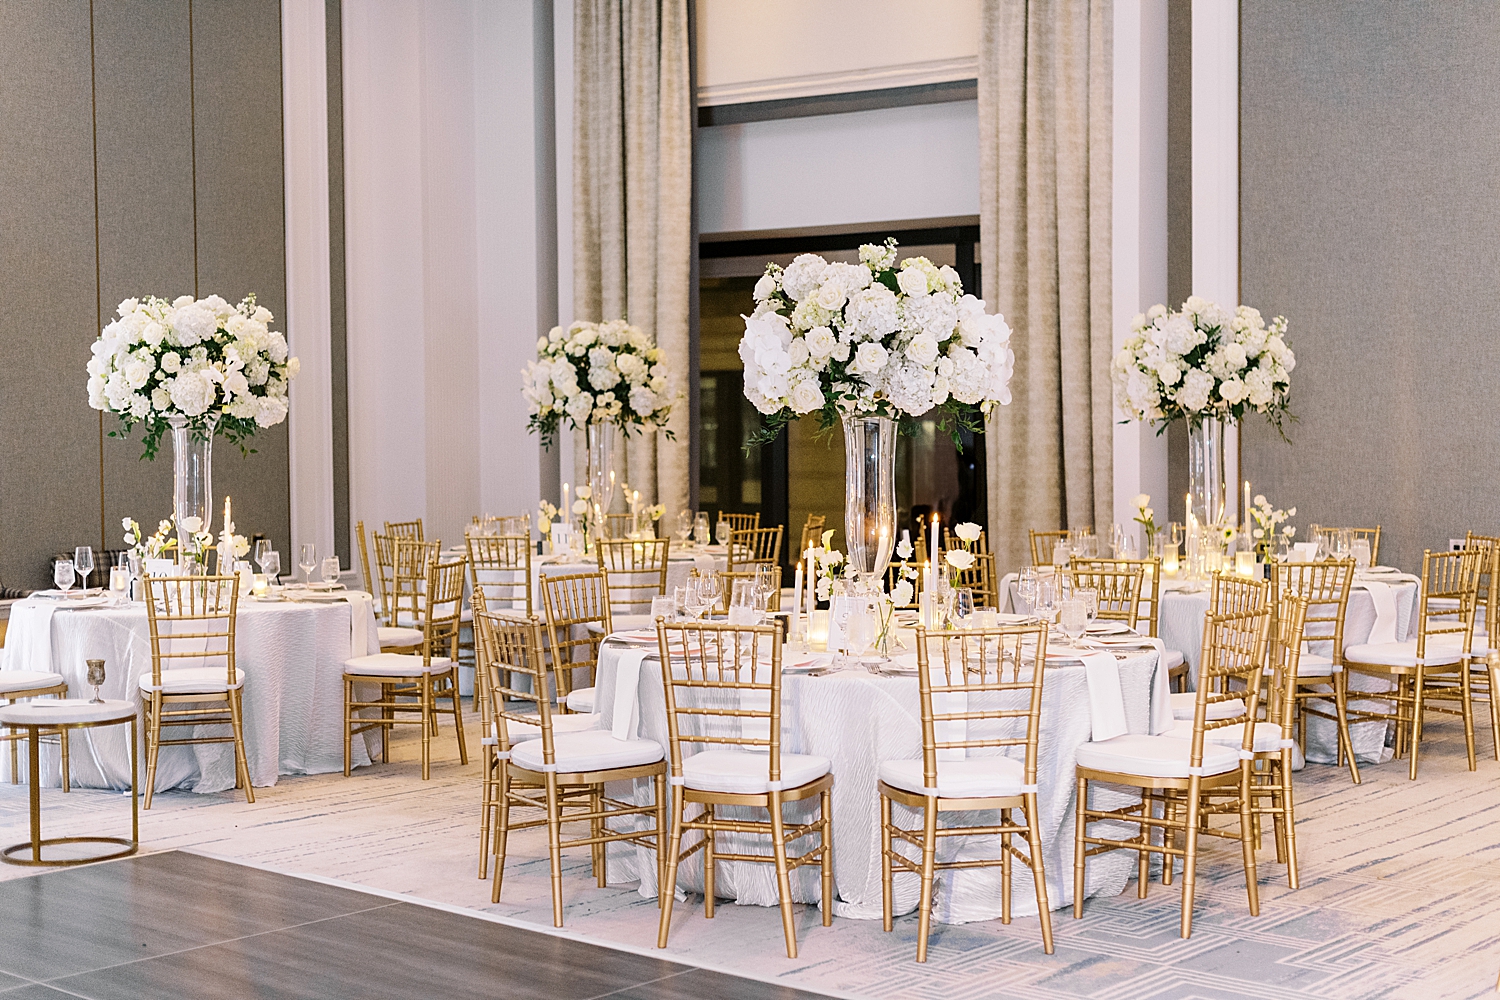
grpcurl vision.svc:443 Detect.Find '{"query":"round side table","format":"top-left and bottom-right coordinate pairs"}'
top-left (0, 699), bottom-right (138, 866)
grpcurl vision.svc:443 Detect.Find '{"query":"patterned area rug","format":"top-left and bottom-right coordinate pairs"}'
top-left (0, 710), bottom-right (1496, 999)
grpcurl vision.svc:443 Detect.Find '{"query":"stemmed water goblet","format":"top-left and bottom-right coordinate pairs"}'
top-left (54, 558), bottom-right (74, 595)
top-left (258, 549), bottom-right (281, 588)
top-left (85, 659), bottom-right (106, 703)
top-left (715, 517), bottom-right (732, 547)
top-left (952, 588), bottom-right (975, 629)
top-left (1057, 599), bottom-right (1087, 649)
top-left (693, 512), bottom-right (710, 545)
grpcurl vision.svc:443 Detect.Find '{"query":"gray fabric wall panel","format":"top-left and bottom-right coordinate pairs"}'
top-left (0, 1), bottom-right (100, 589)
top-left (1239, 1), bottom-right (1500, 571)
top-left (190, 0), bottom-right (292, 557)
top-left (93, 0), bottom-right (197, 559)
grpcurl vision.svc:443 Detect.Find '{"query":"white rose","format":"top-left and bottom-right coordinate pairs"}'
top-left (896, 267), bottom-right (929, 297)
top-left (891, 579), bottom-right (914, 607)
top-left (849, 342), bottom-right (890, 377)
top-left (905, 333), bottom-right (939, 367)
top-left (753, 273), bottom-right (777, 302)
top-left (944, 549), bottom-right (975, 571)
top-left (1134, 493), bottom-right (1151, 509)
top-left (161, 351), bottom-right (182, 373)
top-left (953, 522), bottom-right (982, 542)
top-left (788, 338), bottom-right (810, 367)
top-left (789, 379), bottom-right (824, 414)
top-left (813, 281), bottom-right (846, 310)
top-left (804, 326), bottom-right (836, 359)
top-left (831, 340), bottom-right (851, 363)
top-left (628, 385), bottom-right (658, 415)
top-left (1219, 376), bottom-right (1247, 404)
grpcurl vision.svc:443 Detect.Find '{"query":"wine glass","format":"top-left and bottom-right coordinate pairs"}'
top-left (953, 588), bottom-right (975, 629)
top-left (715, 517), bottom-right (732, 546)
top-left (321, 555), bottom-right (341, 584)
top-left (675, 510), bottom-right (693, 545)
top-left (1034, 577), bottom-right (1057, 625)
top-left (259, 550), bottom-right (281, 587)
top-left (54, 558), bottom-right (74, 594)
top-left (685, 577), bottom-right (711, 620)
top-left (254, 539), bottom-right (272, 569)
top-left (298, 543), bottom-right (317, 585)
top-left (1168, 522), bottom-right (1184, 547)
top-left (697, 574), bottom-right (723, 618)
top-left (74, 546), bottom-right (94, 590)
top-left (693, 512), bottom-right (711, 545)
top-left (1016, 566), bottom-right (1038, 614)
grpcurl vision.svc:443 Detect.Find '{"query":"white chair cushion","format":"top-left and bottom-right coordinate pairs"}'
top-left (510, 730), bottom-right (662, 773)
top-left (1164, 648), bottom-right (1185, 671)
top-left (1162, 719), bottom-right (1292, 754)
top-left (1170, 691), bottom-right (1246, 721)
top-left (377, 626), bottom-right (424, 648)
top-left (138, 667), bottom-right (245, 694)
top-left (1295, 652), bottom-right (1339, 676)
top-left (1074, 733), bottom-right (1241, 779)
top-left (0, 671), bottom-right (65, 695)
top-left (1344, 640), bottom-right (1464, 668)
top-left (682, 748), bottom-right (831, 794)
top-left (503, 711), bottom-right (598, 743)
top-left (343, 653), bottom-right (453, 677)
top-left (565, 686), bottom-right (595, 713)
top-left (878, 756), bottom-right (1026, 798)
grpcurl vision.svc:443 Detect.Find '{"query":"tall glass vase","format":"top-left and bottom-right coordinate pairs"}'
top-left (842, 413), bottom-right (897, 584)
top-left (169, 415), bottom-right (215, 562)
top-left (1187, 414), bottom-right (1227, 528)
top-left (585, 421), bottom-right (617, 546)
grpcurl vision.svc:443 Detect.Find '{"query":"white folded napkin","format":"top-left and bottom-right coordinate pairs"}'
top-left (692, 554), bottom-right (717, 574)
top-left (1076, 649), bottom-right (1129, 742)
top-left (1138, 636), bottom-right (1177, 734)
top-left (345, 591), bottom-right (375, 658)
top-left (1358, 580), bottom-right (1398, 644)
top-left (3, 600), bottom-right (58, 674)
top-left (611, 648), bottom-right (650, 739)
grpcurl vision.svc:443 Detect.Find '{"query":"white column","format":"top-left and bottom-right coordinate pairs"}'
top-left (281, 0), bottom-right (337, 565)
top-left (1192, 0), bottom-right (1240, 522)
top-left (1112, 0), bottom-right (1170, 530)
top-left (553, 0), bottom-right (576, 492)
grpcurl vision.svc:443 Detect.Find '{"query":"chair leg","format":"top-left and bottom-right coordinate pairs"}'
top-left (1025, 792), bottom-right (1054, 954)
top-left (1000, 807), bottom-right (1012, 924)
top-left (1281, 752), bottom-right (1300, 889)
top-left (9, 728), bottom-right (17, 785)
top-left (1335, 671), bottom-right (1361, 784)
top-left (449, 668), bottom-right (468, 765)
top-left (1409, 667), bottom-right (1425, 780)
top-left (1461, 665), bottom-right (1477, 771)
top-left (820, 787), bottom-right (833, 927)
top-left (657, 784), bottom-right (686, 948)
top-left (654, 771), bottom-right (669, 904)
top-left (703, 803), bottom-right (716, 917)
top-left (344, 679), bottom-right (354, 777)
top-left (545, 774), bottom-right (565, 926)
top-left (914, 802), bottom-right (938, 963)
top-left (143, 695), bottom-right (161, 810)
top-left (491, 763), bottom-right (513, 903)
top-left (478, 745), bottom-right (494, 879)
top-left (768, 790), bottom-right (799, 959)
top-left (880, 792), bottom-right (894, 932)
top-left (1072, 776), bottom-right (1088, 919)
top-left (591, 784), bottom-right (607, 888)
top-left (229, 691), bottom-right (255, 804)
top-left (1490, 663), bottom-right (1500, 761)
top-left (58, 729), bottom-right (70, 793)
top-left (1238, 764), bottom-right (1261, 918)
top-left (420, 675), bottom-right (432, 781)
top-left (1180, 781), bottom-right (1203, 938)
top-left (1137, 792), bottom-right (1151, 898)
top-left (381, 684), bottom-right (392, 763)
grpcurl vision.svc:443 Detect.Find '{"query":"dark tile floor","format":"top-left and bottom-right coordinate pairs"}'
top-left (0, 852), bottom-right (832, 1000)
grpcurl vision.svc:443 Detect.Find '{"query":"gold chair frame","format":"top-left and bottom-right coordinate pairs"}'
top-left (1074, 578), bottom-right (1272, 938)
top-left (723, 512), bottom-right (760, 534)
top-left (1029, 529), bottom-right (1071, 567)
top-left (385, 518), bottom-right (424, 542)
top-left (1068, 561), bottom-right (1144, 626)
top-left (879, 624), bottom-right (1054, 961)
top-left (798, 514), bottom-right (826, 555)
top-left (343, 557), bottom-right (469, 780)
top-left (728, 526), bottom-right (783, 573)
top-left (596, 538), bottom-right (671, 616)
top-left (468, 534), bottom-right (534, 727)
top-left (390, 538), bottom-right (441, 628)
top-left (656, 620), bottom-right (833, 959)
top-left (1271, 558), bottom-right (1359, 783)
top-left (477, 610), bottom-right (667, 923)
top-left (540, 572), bottom-right (612, 711)
top-left (1464, 533), bottom-right (1500, 759)
top-left (141, 576), bottom-right (252, 809)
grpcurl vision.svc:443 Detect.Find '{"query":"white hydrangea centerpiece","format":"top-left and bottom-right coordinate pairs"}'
top-left (521, 319), bottom-right (674, 445)
top-left (737, 239), bottom-right (1015, 441)
top-left (87, 294), bottom-right (299, 459)
top-left (1112, 296), bottom-right (1295, 436)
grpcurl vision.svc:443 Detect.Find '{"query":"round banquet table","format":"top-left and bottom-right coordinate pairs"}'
top-left (0, 593), bottom-right (381, 793)
top-left (588, 637), bottom-right (1169, 923)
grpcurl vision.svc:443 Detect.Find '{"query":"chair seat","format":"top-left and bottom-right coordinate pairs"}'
top-left (1074, 733), bottom-right (1241, 779)
top-left (878, 756), bottom-right (1025, 798)
top-left (1164, 648), bottom-right (1185, 672)
top-left (343, 653), bottom-right (454, 677)
top-left (1295, 652), bottom-right (1340, 676)
top-left (377, 626), bottom-right (424, 648)
top-left (1170, 691), bottom-right (1247, 721)
top-left (1344, 640), bottom-right (1465, 668)
top-left (682, 749), bottom-right (831, 794)
top-left (510, 729), bottom-right (662, 773)
top-left (138, 667), bottom-right (245, 694)
top-left (1162, 719), bottom-right (1292, 754)
top-left (565, 686), bottom-right (595, 713)
top-left (0, 670), bottom-right (65, 695)
top-left (503, 711), bottom-right (598, 743)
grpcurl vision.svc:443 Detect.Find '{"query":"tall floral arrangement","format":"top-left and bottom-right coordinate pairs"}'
top-left (737, 239), bottom-right (1015, 441)
top-left (1111, 296), bottom-right (1295, 435)
top-left (87, 294), bottom-right (299, 458)
top-left (521, 319), bottom-right (674, 445)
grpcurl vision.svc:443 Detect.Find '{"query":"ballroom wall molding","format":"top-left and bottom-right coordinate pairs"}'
top-left (697, 55), bottom-right (979, 107)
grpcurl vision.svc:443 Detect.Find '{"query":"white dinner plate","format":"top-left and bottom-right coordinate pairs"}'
top-left (286, 591), bottom-right (348, 603)
top-left (1086, 621), bottom-right (1131, 635)
top-left (1360, 566), bottom-right (1401, 576)
top-left (609, 629), bottom-right (659, 645)
top-left (53, 595), bottom-right (118, 610)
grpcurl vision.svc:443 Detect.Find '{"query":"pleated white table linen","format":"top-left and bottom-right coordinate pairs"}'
top-left (587, 636), bottom-right (1169, 923)
top-left (1, 593), bottom-right (381, 792)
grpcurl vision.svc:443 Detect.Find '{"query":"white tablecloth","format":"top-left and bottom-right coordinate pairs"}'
top-left (0, 594), bottom-right (381, 792)
top-left (589, 637), bottom-right (1168, 923)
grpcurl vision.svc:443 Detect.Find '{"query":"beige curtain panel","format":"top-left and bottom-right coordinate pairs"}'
top-left (573, 0), bottom-right (692, 523)
top-left (979, 0), bottom-right (1114, 573)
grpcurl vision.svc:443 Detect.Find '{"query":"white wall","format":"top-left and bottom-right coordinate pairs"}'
top-left (697, 100), bottom-right (981, 235)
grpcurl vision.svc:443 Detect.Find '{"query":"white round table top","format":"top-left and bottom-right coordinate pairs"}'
top-left (0, 698), bottom-right (136, 727)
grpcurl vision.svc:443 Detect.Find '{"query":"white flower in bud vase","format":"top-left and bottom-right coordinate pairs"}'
top-left (944, 549), bottom-right (975, 571)
top-left (954, 522), bottom-right (982, 543)
top-left (572, 500), bottom-right (588, 515)
top-left (895, 538), bottom-right (914, 560)
top-left (891, 579), bottom-right (914, 607)
top-left (179, 516), bottom-right (203, 534)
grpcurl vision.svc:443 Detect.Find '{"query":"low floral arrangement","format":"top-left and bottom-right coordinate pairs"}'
top-left (1112, 297), bottom-right (1295, 437)
top-left (521, 320), bottom-right (674, 445)
top-left (1133, 494), bottom-right (1158, 546)
top-left (123, 517), bottom-right (178, 560)
top-left (536, 500), bottom-right (560, 538)
top-left (1248, 495), bottom-right (1296, 559)
top-left (738, 239), bottom-right (1015, 442)
top-left (88, 294), bottom-right (299, 459)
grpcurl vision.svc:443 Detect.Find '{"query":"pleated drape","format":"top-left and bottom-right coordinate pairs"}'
top-left (979, 0), bottom-right (1114, 573)
top-left (572, 0), bottom-right (692, 522)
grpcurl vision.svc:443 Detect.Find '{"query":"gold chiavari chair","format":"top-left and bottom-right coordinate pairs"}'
top-left (950, 551), bottom-right (998, 608)
top-left (540, 572), bottom-right (612, 714)
top-left (1335, 526), bottom-right (1381, 564)
top-left (799, 514), bottom-right (826, 555)
top-left (596, 537), bottom-right (670, 625)
top-left (728, 526), bottom-right (783, 573)
top-left (1074, 579), bottom-right (1272, 938)
top-left (1029, 529), bottom-right (1071, 567)
top-left (141, 576), bottom-right (252, 808)
top-left (357, 519), bottom-right (378, 603)
top-left (1073, 557), bottom-right (1185, 688)
top-left (478, 609), bottom-right (666, 921)
top-left (1272, 558), bottom-right (1359, 783)
top-left (1161, 572), bottom-right (1269, 723)
top-left (1070, 561), bottom-right (1144, 626)
top-left (656, 619), bottom-right (834, 959)
top-left (1344, 548), bottom-right (1480, 781)
top-left (342, 557), bottom-right (469, 780)
top-left (943, 526), bottom-right (988, 553)
top-left (364, 529), bottom-right (423, 653)
top-left (723, 512), bottom-right (760, 534)
top-left (390, 538), bottom-right (441, 629)
top-left (468, 533), bottom-right (534, 717)
top-left (385, 518), bottom-right (424, 542)
top-left (371, 531), bottom-right (397, 622)
top-left (879, 623), bottom-right (1054, 961)
top-left (1462, 534), bottom-right (1500, 758)
top-left (717, 565), bottom-right (784, 613)
top-left (602, 512), bottom-right (635, 539)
